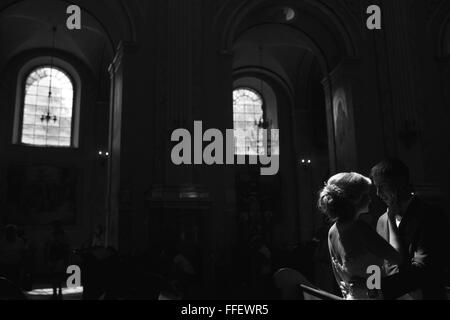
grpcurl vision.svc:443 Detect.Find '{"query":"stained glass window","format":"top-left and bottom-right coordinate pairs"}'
top-left (21, 67), bottom-right (74, 147)
top-left (233, 88), bottom-right (264, 155)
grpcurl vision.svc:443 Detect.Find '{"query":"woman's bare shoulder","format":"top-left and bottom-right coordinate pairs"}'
top-left (328, 223), bottom-right (338, 238)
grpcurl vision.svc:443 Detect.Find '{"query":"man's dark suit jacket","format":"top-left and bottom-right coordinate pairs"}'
top-left (377, 197), bottom-right (450, 300)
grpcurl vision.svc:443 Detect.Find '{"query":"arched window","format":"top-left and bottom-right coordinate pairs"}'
top-left (233, 88), bottom-right (265, 155)
top-left (19, 65), bottom-right (75, 147)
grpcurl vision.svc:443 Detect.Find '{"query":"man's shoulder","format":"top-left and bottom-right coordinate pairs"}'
top-left (375, 212), bottom-right (389, 236)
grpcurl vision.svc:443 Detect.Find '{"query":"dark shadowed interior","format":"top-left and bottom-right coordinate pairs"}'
top-left (0, 0), bottom-right (449, 301)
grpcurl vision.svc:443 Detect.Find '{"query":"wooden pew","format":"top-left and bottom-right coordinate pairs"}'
top-left (300, 284), bottom-right (343, 300)
top-left (0, 277), bottom-right (27, 300)
top-left (273, 268), bottom-right (343, 300)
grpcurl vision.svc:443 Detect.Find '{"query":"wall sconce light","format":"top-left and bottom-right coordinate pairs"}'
top-left (98, 150), bottom-right (110, 158)
top-left (98, 150), bottom-right (109, 168)
top-left (300, 158), bottom-right (312, 167)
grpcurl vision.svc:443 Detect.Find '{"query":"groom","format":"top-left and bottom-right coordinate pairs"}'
top-left (371, 158), bottom-right (449, 300)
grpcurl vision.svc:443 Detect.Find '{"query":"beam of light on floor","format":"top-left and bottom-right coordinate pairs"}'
top-left (26, 286), bottom-right (84, 296)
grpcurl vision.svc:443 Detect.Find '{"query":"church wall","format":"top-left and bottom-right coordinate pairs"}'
top-left (0, 0), bottom-right (449, 281)
top-left (0, 49), bottom-right (109, 272)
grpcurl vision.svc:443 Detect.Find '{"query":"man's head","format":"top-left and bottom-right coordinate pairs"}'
top-left (370, 158), bottom-right (412, 206)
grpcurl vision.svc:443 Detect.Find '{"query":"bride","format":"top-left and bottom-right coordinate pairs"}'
top-left (318, 172), bottom-right (404, 300)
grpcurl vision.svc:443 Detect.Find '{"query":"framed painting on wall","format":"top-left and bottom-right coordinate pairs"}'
top-left (3, 165), bottom-right (78, 226)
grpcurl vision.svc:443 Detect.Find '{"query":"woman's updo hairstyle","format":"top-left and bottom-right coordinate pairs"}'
top-left (318, 172), bottom-right (372, 222)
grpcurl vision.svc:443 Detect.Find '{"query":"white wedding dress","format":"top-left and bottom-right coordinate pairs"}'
top-left (330, 251), bottom-right (385, 300)
top-left (330, 250), bottom-right (422, 300)
top-left (328, 220), bottom-right (423, 300)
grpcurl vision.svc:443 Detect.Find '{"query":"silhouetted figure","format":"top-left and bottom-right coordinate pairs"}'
top-left (0, 225), bottom-right (26, 287)
top-left (170, 241), bottom-right (200, 299)
top-left (45, 221), bottom-right (70, 299)
top-left (17, 228), bottom-right (33, 291)
top-left (82, 246), bottom-right (118, 300)
top-left (248, 235), bottom-right (274, 299)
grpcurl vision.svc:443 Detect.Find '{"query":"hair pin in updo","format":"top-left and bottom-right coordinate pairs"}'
top-left (325, 184), bottom-right (345, 198)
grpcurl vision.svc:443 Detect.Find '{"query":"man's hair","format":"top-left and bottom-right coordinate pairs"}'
top-left (370, 158), bottom-right (410, 184)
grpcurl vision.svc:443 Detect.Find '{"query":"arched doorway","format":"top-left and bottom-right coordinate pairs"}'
top-left (214, 0), bottom-right (361, 293)
top-left (218, 0), bottom-right (361, 245)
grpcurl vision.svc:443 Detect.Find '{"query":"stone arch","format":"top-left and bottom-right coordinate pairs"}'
top-left (0, 0), bottom-right (137, 52)
top-left (214, 0), bottom-right (362, 72)
top-left (233, 65), bottom-right (295, 108)
top-left (216, 0), bottom-right (364, 245)
top-left (0, 0), bottom-right (139, 78)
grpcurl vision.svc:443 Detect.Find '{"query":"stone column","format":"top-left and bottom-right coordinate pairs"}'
top-left (377, 0), bottom-right (425, 180)
top-left (106, 41), bottom-right (139, 251)
top-left (200, 47), bottom-right (237, 254)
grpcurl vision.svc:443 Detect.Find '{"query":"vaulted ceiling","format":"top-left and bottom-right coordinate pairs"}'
top-left (231, 2), bottom-right (353, 97)
top-left (0, 0), bottom-right (142, 74)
